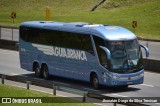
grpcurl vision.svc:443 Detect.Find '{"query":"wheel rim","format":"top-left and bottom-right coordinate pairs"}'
top-left (44, 68), bottom-right (48, 78)
top-left (35, 67), bottom-right (40, 76)
top-left (43, 66), bottom-right (49, 79)
top-left (93, 77), bottom-right (99, 88)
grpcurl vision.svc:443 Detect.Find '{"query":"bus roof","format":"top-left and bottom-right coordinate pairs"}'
top-left (20, 21), bottom-right (137, 41)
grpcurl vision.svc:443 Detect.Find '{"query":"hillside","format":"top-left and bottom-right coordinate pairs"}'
top-left (98, 0), bottom-right (158, 9)
top-left (96, 0), bottom-right (160, 39)
top-left (0, 0), bottom-right (159, 39)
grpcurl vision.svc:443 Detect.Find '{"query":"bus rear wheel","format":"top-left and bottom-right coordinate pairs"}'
top-left (34, 63), bottom-right (42, 78)
top-left (42, 65), bottom-right (50, 80)
top-left (91, 74), bottom-right (100, 89)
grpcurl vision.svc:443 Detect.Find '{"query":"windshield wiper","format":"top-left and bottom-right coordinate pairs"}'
top-left (121, 43), bottom-right (136, 72)
top-left (121, 59), bottom-right (129, 72)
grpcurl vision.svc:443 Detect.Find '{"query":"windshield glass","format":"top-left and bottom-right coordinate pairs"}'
top-left (106, 39), bottom-right (143, 73)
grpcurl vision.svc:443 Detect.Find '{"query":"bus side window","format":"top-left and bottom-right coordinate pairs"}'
top-left (93, 36), bottom-right (108, 68)
top-left (81, 35), bottom-right (94, 55)
top-left (20, 27), bottom-right (29, 42)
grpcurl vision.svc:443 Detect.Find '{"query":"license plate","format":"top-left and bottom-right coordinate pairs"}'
top-left (127, 82), bottom-right (133, 84)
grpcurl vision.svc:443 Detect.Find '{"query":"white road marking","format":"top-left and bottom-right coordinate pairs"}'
top-left (11, 73), bottom-right (19, 76)
top-left (111, 94), bottom-right (128, 97)
top-left (140, 84), bottom-right (154, 87)
top-left (3, 73), bottom-right (28, 77)
top-left (10, 73), bottom-right (28, 77)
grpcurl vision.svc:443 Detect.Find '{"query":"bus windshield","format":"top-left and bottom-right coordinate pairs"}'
top-left (106, 39), bottom-right (143, 73)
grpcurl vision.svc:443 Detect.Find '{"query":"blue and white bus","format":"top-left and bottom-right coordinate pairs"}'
top-left (19, 21), bottom-right (149, 89)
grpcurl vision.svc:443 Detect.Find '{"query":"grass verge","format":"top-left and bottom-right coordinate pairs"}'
top-left (0, 84), bottom-right (96, 106)
top-left (0, 0), bottom-right (159, 39)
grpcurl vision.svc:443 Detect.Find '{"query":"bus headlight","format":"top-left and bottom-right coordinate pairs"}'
top-left (112, 75), bottom-right (120, 79)
top-left (139, 73), bottom-right (144, 77)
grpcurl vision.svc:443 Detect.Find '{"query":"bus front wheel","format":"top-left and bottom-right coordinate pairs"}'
top-left (34, 63), bottom-right (42, 78)
top-left (42, 65), bottom-right (50, 80)
top-left (91, 74), bottom-right (100, 89)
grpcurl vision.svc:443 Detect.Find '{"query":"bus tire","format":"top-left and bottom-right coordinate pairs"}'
top-left (42, 65), bottom-right (50, 80)
top-left (91, 74), bottom-right (100, 89)
top-left (34, 63), bottom-right (42, 78)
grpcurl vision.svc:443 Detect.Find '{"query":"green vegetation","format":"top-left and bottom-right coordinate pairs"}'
top-left (0, 0), bottom-right (97, 25)
top-left (0, 84), bottom-right (96, 106)
top-left (0, 0), bottom-right (159, 39)
top-left (97, 0), bottom-right (160, 39)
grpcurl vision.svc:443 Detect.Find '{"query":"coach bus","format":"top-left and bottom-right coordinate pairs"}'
top-left (19, 21), bottom-right (149, 89)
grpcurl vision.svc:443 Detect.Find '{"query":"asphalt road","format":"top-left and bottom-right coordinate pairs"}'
top-left (0, 28), bottom-right (160, 60)
top-left (0, 49), bottom-right (160, 106)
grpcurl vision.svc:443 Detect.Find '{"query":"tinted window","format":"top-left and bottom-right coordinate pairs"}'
top-left (20, 27), bottom-right (94, 55)
top-left (20, 26), bottom-right (29, 41)
top-left (93, 36), bottom-right (109, 68)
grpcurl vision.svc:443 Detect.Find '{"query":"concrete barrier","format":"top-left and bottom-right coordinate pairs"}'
top-left (143, 58), bottom-right (160, 73)
top-left (0, 39), bottom-right (18, 51)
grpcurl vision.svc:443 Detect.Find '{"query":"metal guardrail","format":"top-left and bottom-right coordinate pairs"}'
top-left (0, 74), bottom-right (87, 101)
top-left (0, 74), bottom-right (149, 106)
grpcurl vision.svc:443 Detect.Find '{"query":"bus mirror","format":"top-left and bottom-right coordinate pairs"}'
top-left (99, 46), bottom-right (111, 60)
top-left (140, 44), bottom-right (149, 57)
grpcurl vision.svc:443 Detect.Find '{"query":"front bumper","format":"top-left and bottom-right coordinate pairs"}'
top-left (101, 70), bottom-right (144, 87)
